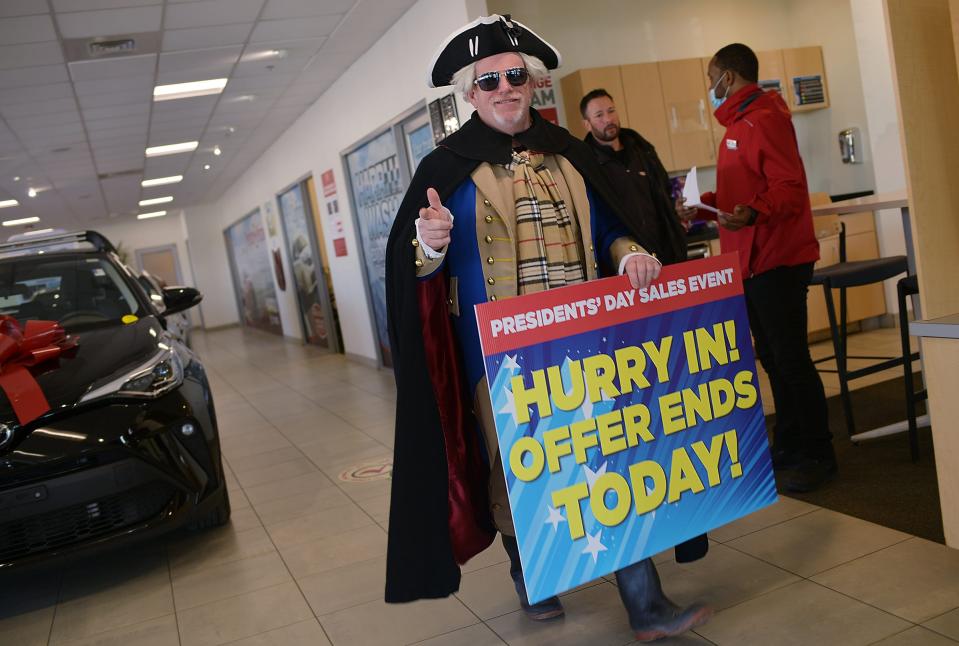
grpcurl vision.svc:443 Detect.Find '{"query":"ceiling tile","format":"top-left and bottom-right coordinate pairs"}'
top-left (68, 54), bottom-right (156, 82)
top-left (7, 112), bottom-right (82, 131)
top-left (0, 64), bottom-right (69, 88)
top-left (74, 76), bottom-right (153, 96)
top-left (162, 23), bottom-right (253, 51)
top-left (0, 83), bottom-right (74, 106)
top-left (52, 0), bottom-right (161, 11)
top-left (85, 114), bottom-right (149, 132)
top-left (0, 15), bottom-right (57, 45)
top-left (158, 44), bottom-right (242, 75)
top-left (55, 5), bottom-right (163, 39)
top-left (78, 90), bottom-right (152, 110)
top-left (0, 42), bottom-right (65, 70)
top-left (0, 0), bottom-right (49, 18)
top-left (164, 0), bottom-right (264, 30)
top-left (261, 0), bottom-right (353, 20)
top-left (250, 16), bottom-right (341, 42)
top-left (80, 103), bottom-right (150, 121)
top-left (0, 97), bottom-right (78, 118)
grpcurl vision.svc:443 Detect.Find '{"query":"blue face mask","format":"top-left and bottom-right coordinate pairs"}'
top-left (709, 72), bottom-right (728, 110)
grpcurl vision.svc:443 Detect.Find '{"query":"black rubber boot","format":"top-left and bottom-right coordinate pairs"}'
top-left (615, 558), bottom-right (712, 642)
top-left (501, 534), bottom-right (564, 620)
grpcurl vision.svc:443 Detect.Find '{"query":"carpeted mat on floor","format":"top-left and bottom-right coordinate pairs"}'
top-left (765, 374), bottom-right (943, 544)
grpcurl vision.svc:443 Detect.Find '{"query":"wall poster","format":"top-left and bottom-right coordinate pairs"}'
top-left (224, 208), bottom-right (282, 334)
top-left (278, 180), bottom-right (340, 350)
top-left (344, 106), bottom-right (435, 367)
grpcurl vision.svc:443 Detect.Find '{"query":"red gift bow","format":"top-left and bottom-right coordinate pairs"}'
top-left (0, 316), bottom-right (77, 426)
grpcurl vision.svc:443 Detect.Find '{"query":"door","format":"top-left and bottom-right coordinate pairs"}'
top-left (136, 245), bottom-right (182, 286)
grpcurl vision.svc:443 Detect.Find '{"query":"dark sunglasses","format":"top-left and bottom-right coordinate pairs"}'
top-left (473, 67), bottom-right (529, 92)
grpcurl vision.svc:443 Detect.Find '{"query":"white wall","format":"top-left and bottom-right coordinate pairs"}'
top-left (850, 0), bottom-right (908, 312)
top-left (488, 0), bottom-right (877, 197)
top-left (183, 0), bottom-right (478, 359)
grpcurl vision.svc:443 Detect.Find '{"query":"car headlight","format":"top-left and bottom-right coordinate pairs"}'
top-left (81, 346), bottom-right (185, 402)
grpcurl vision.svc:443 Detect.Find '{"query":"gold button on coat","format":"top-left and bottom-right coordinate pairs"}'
top-left (483, 199), bottom-right (491, 207)
top-left (485, 235), bottom-right (493, 244)
top-left (414, 258), bottom-right (423, 268)
top-left (487, 277), bottom-right (495, 285)
top-left (487, 256), bottom-right (494, 264)
top-left (490, 294), bottom-right (497, 301)
top-left (411, 239), bottom-right (419, 247)
top-left (629, 244), bottom-right (639, 252)
top-left (485, 214), bottom-right (493, 223)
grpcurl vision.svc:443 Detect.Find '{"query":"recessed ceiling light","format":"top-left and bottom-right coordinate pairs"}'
top-left (145, 141), bottom-right (198, 157)
top-left (228, 94), bottom-right (256, 103)
top-left (203, 164), bottom-right (211, 170)
top-left (141, 175), bottom-right (183, 187)
top-left (0, 199), bottom-right (18, 208)
top-left (137, 210), bottom-right (167, 220)
top-left (27, 187), bottom-right (37, 198)
top-left (3, 216), bottom-right (40, 226)
top-left (213, 145), bottom-right (221, 156)
top-left (153, 78), bottom-right (228, 102)
top-left (139, 196), bottom-right (173, 206)
top-left (13, 176), bottom-right (20, 182)
top-left (22, 228), bottom-right (54, 237)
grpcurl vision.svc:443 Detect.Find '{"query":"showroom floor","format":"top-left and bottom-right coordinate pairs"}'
top-left (2, 326), bottom-right (958, 646)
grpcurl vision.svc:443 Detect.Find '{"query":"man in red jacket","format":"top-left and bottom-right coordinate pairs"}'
top-left (677, 43), bottom-right (836, 492)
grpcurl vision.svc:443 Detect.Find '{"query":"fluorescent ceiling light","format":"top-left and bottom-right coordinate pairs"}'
top-left (145, 141), bottom-right (198, 157)
top-left (153, 78), bottom-right (228, 101)
top-left (2, 216), bottom-right (40, 226)
top-left (137, 210), bottom-right (167, 220)
top-left (142, 175), bottom-right (182, 187)
top-left (0, 199), bottom-right (18, 208)
top-left (139, 196), bottom-right (173, 206)
top-left (22, 228), bottom-right (54, 236)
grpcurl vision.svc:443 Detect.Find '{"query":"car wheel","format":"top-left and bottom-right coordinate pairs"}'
top-left (189, 486), bottom-right (231, 531)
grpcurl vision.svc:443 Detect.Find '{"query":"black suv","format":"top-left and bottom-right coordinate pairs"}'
top-left (0, 231), bottom-right (229, 568)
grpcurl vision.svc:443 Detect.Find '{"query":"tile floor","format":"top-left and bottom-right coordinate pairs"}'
top-left (1, 326), bottom-right (956, 646)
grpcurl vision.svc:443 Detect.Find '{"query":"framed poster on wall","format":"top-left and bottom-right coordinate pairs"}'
top-left (343, 104), bottom-right (435, 367)
top-left (224, 208), bottom-right (282, 335)
top-left (278, 179), bottom-right (341, 351)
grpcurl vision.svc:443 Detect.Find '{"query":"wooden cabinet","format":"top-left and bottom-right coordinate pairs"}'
top-left (620, 62), bottom-right (673, 170)
top-left (783, 46), bottom-right (829, 112)
top-left (559, 46), bottom-right (828, 172)
top-left (658, 58), bottom-right (715, 170)
top-left (559, 66), bottom-right (626, 140)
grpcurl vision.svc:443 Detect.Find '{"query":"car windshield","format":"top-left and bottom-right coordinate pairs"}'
top-left (0, 253), bottom-right (144, 330)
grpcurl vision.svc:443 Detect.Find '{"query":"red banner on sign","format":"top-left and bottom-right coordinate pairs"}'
top-left (475, 254), bottom-right (741, 355)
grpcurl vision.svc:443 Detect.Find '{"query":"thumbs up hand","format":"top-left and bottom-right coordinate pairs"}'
top-left (417, 187), bottom-right (454, 250)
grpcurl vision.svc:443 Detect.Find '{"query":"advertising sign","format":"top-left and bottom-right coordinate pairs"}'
top-left (224, 209), bottom-right (282, 334)
top-left (475, 254), bottom-right (776, 603)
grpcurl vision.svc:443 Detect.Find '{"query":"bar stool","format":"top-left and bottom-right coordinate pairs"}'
top-left (897, 274), bottom-right (926, 461)
top-left (810, 224), bottom-right (910, 438)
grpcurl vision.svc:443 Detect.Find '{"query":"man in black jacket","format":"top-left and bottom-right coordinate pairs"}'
top-left (580, 89), bottom-right (688, 266)
top-left (580, 89), bottom-right (710, 566)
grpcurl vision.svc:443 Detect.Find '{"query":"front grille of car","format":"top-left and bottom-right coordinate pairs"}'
top-left (0, 481), bottom-right (176, 563)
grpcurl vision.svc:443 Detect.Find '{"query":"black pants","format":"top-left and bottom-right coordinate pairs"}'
top-left (744, 263), bottom-right (833, 459)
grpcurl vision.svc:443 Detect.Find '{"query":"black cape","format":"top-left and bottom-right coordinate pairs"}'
top-left (384, 110), bottom-right (687, 603)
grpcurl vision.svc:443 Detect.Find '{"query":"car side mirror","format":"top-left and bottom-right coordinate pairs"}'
top-left (162, 286), bottom-right (203, 315)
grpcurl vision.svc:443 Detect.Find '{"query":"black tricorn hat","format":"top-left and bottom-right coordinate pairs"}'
top-left (427, 14), bottom-right (562, 88)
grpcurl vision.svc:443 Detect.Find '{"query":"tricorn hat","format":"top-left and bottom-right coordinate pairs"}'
top-left (427, 14), bottom-right (562, 88)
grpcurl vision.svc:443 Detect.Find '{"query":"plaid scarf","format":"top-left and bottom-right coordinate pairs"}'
top-left (510, 150), bottom-right (587, 294)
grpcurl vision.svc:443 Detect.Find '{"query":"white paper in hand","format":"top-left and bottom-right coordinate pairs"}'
top-left (682, 167), bottom-right (720, 214)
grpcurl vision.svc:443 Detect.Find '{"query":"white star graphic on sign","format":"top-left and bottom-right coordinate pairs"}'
top-left (498, 387), bottom-right (519, 422)
top-left (544, 505), bottom-right (566, 532)
top-left (583, 461), bottom-right (608, 490)
top-left (579, 395), bottom-right (593, 419)
top-left (582, 529), bottom-right (608, 563)
top-left (502, 354), bottom-right (520, 372)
